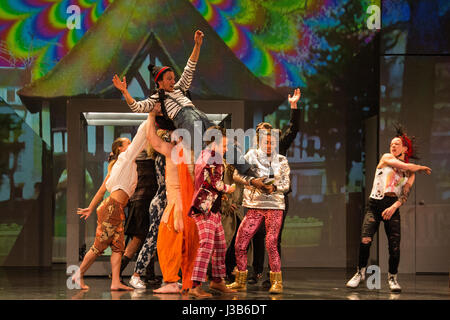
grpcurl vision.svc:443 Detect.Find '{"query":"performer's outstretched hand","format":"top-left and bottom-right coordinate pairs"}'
top-left (419, 166), bottom-right (432, 175)
top-left (194, 30), bottom-right (204, 46)
top-left (288, 88), bottom-right (301, 109)
top-left (112, 74), bottom-right (127, 93)
top-left (77, 207), bottom-right (93, 220)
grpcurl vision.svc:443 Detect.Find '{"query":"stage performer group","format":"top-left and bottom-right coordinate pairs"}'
top-left (72, 29), bottom-right (432, 296)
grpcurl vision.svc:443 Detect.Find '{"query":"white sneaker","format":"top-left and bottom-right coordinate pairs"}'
top-left (388, 273), bottom-right (401, 292)
top-left (346, 267), bottom-right (366, 288)
top-left (129, 275), bottom-right (146, 289)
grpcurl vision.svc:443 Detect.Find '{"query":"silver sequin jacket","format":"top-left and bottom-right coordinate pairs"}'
top-left (233, 148), bottom-right (290, 210)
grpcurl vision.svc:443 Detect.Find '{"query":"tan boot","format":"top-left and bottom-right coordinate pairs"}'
top-left (268, 271), bottom-right (283, 294)
top-left (226, 270), bottom-right (248, 291)
top-left (188, 285), bottom-right (212, 298)
top-left (210, 279), bottom-right (237, 293)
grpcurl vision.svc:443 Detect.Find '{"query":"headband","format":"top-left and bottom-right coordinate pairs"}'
top-left (154, 66), bottom-right (170, 83)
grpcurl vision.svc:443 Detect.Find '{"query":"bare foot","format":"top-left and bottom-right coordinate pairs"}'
top-left (72, 273), bottom-right (89, 290)
top-left (153, 282), bottom-right (181, 294)
top-left (111, 283), bottom-right (134, 291)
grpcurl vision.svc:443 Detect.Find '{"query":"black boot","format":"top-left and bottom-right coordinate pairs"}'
top-left (145, 257), bottom-right (162, 285)
top-left (262, 272), bottom-right (271, 289)
top-left (248, 272), bottom-right (263, 284)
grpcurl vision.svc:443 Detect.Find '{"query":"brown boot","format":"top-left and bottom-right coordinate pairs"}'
top-left (268, 271), bottom-right (283, 294)
top-left (210, 279), bottom-right (237, 293)
top-left (189, 285), bottom-right (212, 298)
top-left (226, 270), bottom-right (248, 292)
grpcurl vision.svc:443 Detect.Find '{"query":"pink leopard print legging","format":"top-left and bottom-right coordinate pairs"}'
top-left (235, 208), bottom-right (283, 272)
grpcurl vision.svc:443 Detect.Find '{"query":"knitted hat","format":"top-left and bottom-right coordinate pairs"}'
top-left (148, 64), bottom-right (172, 84)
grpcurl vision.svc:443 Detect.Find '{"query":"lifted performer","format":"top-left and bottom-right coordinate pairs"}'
top-left (112, 30), bottom-right (255, 177)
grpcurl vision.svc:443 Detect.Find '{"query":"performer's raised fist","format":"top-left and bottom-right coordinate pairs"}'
top-left (194, 30), bottom-right (204, 46)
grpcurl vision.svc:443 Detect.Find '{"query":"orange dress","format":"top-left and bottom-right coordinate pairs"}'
top-left (156, 149), bottom-right (199, 290)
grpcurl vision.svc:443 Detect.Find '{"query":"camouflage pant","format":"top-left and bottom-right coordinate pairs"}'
top-left (90, 196), bottom-right (126, 256)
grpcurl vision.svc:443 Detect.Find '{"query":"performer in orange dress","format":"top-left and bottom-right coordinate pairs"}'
top-left (146, 109), bottom-right (199, 293)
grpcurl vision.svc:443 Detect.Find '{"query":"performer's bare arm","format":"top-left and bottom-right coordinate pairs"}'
top-left (77, 174), bottom-right (109, 220)
top-left (381, 173), bottom-right (415, 220)
top-left (398, 173), bottom-right (415, 205)
top-left (379, 153), bottom-right (431, 174)
top-left (146, 109), bottom-right (173, 158)
top-left (190, 30), bottom-right (204, 62)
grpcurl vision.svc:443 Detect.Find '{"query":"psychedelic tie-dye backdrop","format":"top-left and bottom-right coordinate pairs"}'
top-left (0, 0), bottom-right (449, 270)
top-left (0, 0), bottom-right (113, 80)
top-left (0, 0), bottom-right (379, 86)
top-left (0, 0), bottom-right (377, 267)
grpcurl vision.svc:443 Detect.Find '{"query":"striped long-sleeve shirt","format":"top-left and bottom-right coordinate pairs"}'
top-left (127, 59), bottom-right (197, 119)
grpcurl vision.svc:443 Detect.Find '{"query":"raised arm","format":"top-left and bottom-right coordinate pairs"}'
top-left (175, 30), bottom-right (204, 92)
top-left (112, 74), bottom-right (157, 113)
top-left (122, 119), bottom-right (149, 161)
top-left (279, 88), bottom-right (301, 155)
top-left (380, 153), bottom-right (432, 174)
top-left (146, 111), bottom-right (174, 158)
top-left (190, 30), bottom-right (203, 62)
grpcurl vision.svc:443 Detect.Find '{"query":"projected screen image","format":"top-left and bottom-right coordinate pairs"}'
top-left (0, 0), bottom-right (414, 267)
top-left (382, 0), bottom-right (450, 54)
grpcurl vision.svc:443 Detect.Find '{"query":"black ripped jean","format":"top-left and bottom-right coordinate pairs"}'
top-left (358, 196), bottom-right (401, 274)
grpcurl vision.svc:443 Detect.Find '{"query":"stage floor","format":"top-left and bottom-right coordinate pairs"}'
top-left (0, 265), bottom-right (448, 300)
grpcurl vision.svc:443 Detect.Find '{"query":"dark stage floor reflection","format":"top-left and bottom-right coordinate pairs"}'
top-left (0, 265), bottom-right (448, 300)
